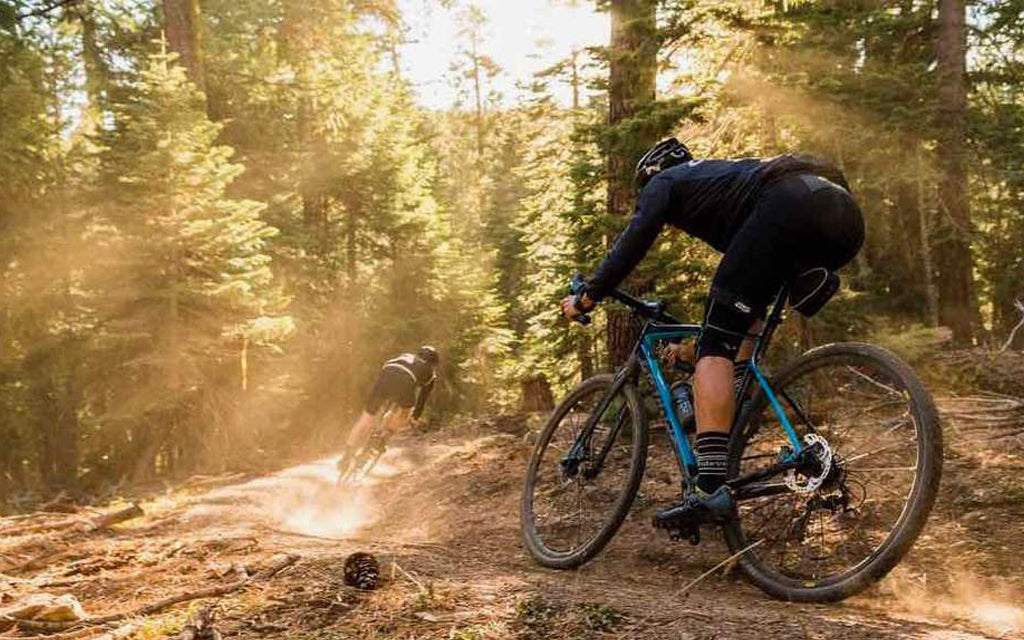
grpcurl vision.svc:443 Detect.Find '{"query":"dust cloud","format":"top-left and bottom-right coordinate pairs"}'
top-left (260, 458), bottom-right (373, 538)
top-left (185, 455), bottom-right (382, 539)
top-left (881, 569), bottom-right (1024, 637)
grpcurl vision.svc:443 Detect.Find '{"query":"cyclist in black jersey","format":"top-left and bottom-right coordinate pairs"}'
top-left (561, 140), bottom-right (864, 526)
top-left (338, 346), bottom-right (438, 472)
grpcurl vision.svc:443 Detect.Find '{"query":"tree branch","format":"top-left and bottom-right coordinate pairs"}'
top-left (16, 0), bottom-right (81, 20)
top-left (1000, 299), bottom-right (1024, 351)
top-left (1, 554), bottom-right (300, 634)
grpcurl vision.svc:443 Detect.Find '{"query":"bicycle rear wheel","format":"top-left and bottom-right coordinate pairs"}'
top-left (724, 342), bottom-right (942, 602)
top-left (520, 374), bottom-right (648, 569)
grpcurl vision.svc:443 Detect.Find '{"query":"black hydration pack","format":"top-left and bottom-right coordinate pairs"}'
top-left (634, 138), bottom-right (693, 189)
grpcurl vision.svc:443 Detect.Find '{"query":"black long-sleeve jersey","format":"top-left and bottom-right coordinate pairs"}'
top-left (586, 154), bottom-right (850, 301)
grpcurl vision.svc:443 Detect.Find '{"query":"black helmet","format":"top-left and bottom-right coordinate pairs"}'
top-left (634, 137), bottom-right (692, 189)
top-left (418, 345), bottom-right (439, 365)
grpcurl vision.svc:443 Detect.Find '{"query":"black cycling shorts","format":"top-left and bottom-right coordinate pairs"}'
top-left (697, 174), bottom-right (865, 361)
top-left (364, 367), bottom-right (417, 415)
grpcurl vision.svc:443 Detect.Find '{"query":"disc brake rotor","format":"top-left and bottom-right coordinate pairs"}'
top-left (785, 433), bottom-right (834, 494)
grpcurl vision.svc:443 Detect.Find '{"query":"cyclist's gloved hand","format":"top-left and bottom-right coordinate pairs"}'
top-left (560, 292), bottom-right (596, 321)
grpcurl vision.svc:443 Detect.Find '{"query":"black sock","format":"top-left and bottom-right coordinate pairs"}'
top-left (695, 431), bottom-right (729, 493)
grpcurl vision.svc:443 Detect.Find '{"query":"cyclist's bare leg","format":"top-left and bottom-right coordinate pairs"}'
top-left (694, 357), bottom-right (736, 435)
top-left (694, 319), bottom-right (762, 435)
top-left (345, 411), bottom-right (377, 451)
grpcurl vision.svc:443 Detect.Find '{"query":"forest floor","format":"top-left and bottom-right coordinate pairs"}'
top-left (3, 406), bottom-right (1024, 640)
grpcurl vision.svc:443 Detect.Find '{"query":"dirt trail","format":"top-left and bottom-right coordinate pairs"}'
top-left (2, 427), bottom-right (1022, 639)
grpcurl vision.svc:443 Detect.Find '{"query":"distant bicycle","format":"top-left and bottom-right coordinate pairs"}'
top-left (336, 410), bottom-right (391, 485)
top-left (520, 276), bottom-right (942, 602)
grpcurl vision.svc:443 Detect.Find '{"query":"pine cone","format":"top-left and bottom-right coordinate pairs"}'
top-left (343, 552), bottom-right (379, 590)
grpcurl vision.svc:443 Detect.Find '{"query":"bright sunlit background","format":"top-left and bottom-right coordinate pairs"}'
top-left (398, 0), bottom-right (607, 109)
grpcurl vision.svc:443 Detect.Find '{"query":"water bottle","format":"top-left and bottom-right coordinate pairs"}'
top-left (671, 381), bottom-right (696, 433)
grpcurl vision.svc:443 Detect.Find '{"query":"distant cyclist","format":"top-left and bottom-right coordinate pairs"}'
top-left (337, 346), bottom-right (439, 476)
top-left (561, 139), bottom-right (864, 528)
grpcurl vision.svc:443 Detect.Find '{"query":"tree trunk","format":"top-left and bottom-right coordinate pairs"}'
top-left (471, 32), bottom-right (484, 159)
top-left (162, 0), bottom-right (205, 95)
top-left (605, 0), bottom-right (658, 367)
top-left (520, 375), bottom-right (554, 412)
top-left (346, 199), bottom-right (358, 288)
top-left (281, 1), bottom-right (328, 264)
top-left (934, 0), bottom-right (977, 344)
top-left (891, 172), bottom-right (927, 317)
top-left (578, 332), bottom-right (594, 381)
top-left (570, 49), bottom-right (581, 111)
top-left (916, 150), bottom-right (941, 327)
top-left (77, 3), bottom-right (108, 110)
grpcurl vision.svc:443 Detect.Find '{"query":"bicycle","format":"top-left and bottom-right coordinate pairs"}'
top-left (520, 275), bottom-right (942, 602)
top-left (336, 410), bottom-right (393, 485)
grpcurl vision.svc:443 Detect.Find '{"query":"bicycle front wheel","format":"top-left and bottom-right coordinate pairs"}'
top-left (520, 374), bottom-right (648, 569)
top-left (724, 342), bottom-right (942, 602)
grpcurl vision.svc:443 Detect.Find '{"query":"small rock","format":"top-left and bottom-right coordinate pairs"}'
top-left (0, 593), bottom-right (86, 622)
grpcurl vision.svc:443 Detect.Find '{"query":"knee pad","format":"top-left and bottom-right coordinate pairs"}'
top-left (696, 291), bottom-right (760, 362)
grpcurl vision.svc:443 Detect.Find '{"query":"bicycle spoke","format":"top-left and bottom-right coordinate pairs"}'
top-left (527, 377), bottom-right (642, 559)
top-left (846, 366), bottom-right (900, 395)
top-left (730, 349), bottom-right (935, 591)
top-left (843, 438), bottom-right (916, 464)
top-left (850, 472), bottom-right (911, 500)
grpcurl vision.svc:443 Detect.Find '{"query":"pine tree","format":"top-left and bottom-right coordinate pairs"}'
top-left (100, 42), bottom-right (287, 479)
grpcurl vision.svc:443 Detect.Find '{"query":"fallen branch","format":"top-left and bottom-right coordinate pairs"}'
top-left (86, 504), bottom-right (144, 532)
top-left (262, 526), bottom-right (448, 553)
top-left (0, 505), bottom-right (145, 574)
top-left (37, 492), bottom-right (78, 515)
top-left (1000, 299), bottom-right (1024, 352)
top-left (92, 623), bottom-right (137, 640)
top-left (0, 622), bottom-right (120, 640)
top-left (3, 548), bottom-right (64, 574)
top-left (177, 473), bottom-right (248, 492)
top-left (3, 554), bottom-right (301, 633)
top-left (1, 504), bottom-right (143, 539)
top-left (0, 519), bottom-right (87, 538)
top-left (678, 539), bottom-right (765, 597)
top-left (391, 561), bottom-right (426, 594)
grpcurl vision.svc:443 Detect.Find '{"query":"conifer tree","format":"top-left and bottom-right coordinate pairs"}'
top-left (101, 43), bottom-right (287, 478)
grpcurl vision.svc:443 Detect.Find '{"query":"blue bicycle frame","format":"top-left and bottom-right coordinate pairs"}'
top-left (596, 284), bottom-right (806, 492)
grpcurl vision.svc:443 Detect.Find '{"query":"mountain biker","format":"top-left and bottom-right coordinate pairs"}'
top-left (337, 346), bottom-right (439, 476)
top-left (560, 139), bottom-right (864, 529)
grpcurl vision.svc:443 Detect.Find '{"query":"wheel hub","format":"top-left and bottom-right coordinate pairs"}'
top-left (785, 433), bottom-right (834, 494)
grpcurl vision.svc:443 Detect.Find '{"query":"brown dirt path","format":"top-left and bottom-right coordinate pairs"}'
top-left (2, 427), bottom-right (1021, 639)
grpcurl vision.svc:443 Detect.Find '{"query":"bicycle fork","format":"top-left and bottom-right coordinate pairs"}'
top-left (560, 367), bottom-right (635, 480)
